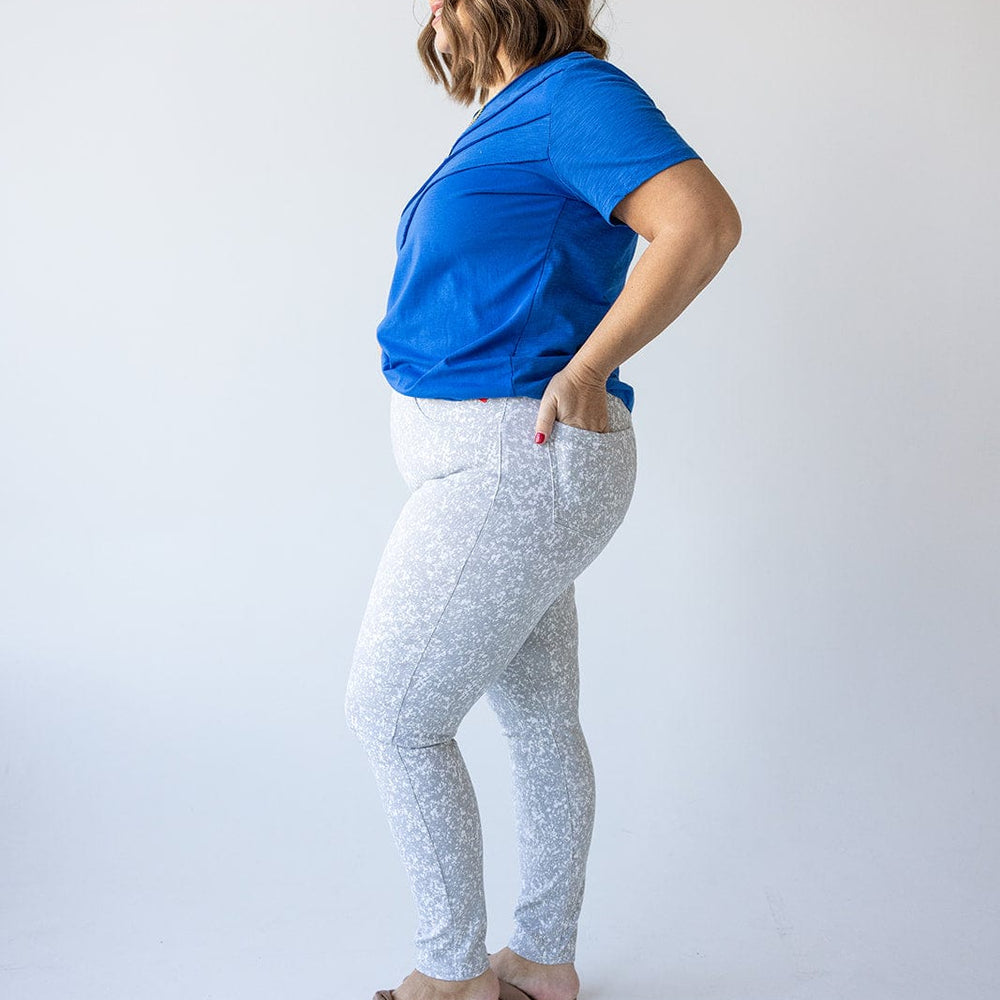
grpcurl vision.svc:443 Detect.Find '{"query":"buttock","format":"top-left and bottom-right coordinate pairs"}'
top-left (388, 388), bottom-right (637, 543)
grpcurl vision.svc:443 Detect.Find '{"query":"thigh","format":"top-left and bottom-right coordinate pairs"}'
top-left (348, 393), bottom-right (634, 747)
top-left (348, 470), bottom-right (585, 745)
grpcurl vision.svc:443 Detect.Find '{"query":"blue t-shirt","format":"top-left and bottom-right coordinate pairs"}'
top-left (376, 49), bottom-right (701, 413)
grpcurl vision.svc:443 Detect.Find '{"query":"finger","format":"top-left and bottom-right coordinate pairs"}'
top-left (534, 400), bottom-right (557, 444)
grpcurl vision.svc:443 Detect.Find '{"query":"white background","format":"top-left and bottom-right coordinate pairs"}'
top-left (1, 1), bottom-right (997, 998)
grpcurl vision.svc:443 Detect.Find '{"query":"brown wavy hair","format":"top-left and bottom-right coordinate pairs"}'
top-left (417, 0), bottom-right (611, 108)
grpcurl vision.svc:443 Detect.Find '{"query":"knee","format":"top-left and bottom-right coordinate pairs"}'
top-left (343, 669), bottom-right (378, 743)
top-left (345, 640), bottom-right (465, 747)
top-left (345, 640), bottom-right (403, 742)
top-left (343, 670), bottom-right (414, 748)
top-left (345, 673), bottom-right (456, 750)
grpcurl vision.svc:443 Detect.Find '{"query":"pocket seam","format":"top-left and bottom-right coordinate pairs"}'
top-left (412, 397), bottom-right (435, 421)
top-left (552, 419), bottom-right (630, 438)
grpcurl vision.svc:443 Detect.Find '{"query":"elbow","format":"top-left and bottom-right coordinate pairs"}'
top-left (670, 204), bottom-right (742, 258)
top-left (685, 210), bottom-right (741, 283)
top-left (714, 206), bottom-right (742, 253)
top-left (648, 204), bottom-right (742, 275)
top-left (688, 209), bottom-right (740, 271)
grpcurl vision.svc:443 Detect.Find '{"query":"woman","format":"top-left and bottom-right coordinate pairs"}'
top-left (344, 2), bottom-right (741, 999)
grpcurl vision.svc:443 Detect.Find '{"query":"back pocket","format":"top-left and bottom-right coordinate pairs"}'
top-left (549, 420), bottom-right (636, 539)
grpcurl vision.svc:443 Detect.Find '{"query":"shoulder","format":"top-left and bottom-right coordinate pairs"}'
top-left (547, 51), bottom-right (662, 120)
top-left (547, 52), bottom-right (668, 132)
top-left (550, 51), bottom-right (647, 94)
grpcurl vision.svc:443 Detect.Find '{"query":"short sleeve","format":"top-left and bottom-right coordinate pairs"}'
top-left (548, 60), bottom-right (701, 226)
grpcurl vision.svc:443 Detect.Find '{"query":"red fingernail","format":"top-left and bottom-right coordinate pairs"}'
top-left (535, 431), bottom-right (546, 444)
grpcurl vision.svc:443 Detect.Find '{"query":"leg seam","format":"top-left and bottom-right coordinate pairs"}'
top-left (394, 740), bottom-right (460, 971)
top-left (388, 399), bottom-right (508, 746)
top-left (384, 400), bottom-right (508, 976)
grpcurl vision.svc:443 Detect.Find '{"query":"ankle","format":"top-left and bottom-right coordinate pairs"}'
top-left (488, 948), bottom-right (579, 1000)
top-left (404, 964), bottom-right (500, 1000)
top-left (498, 945), bottom-right (576, 972)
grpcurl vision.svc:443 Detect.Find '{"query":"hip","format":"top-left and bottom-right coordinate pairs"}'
top-left (388, 388), bottom-right (637, 540)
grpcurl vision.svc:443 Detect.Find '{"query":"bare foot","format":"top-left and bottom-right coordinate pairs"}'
top-left (487, 947), bottom-right (580, 1000)
top-left (390, 965), bottom-right (500, 1000)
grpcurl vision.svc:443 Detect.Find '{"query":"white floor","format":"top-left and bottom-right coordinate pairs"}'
top-left (3, 674), bottom-right (996, 1000)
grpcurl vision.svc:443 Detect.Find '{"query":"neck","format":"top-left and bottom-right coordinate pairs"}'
top-left (483, 46), bottom-right (517, 103)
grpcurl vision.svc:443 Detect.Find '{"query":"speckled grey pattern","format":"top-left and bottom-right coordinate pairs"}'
top-left (344, 387), bottom-right (637, 981)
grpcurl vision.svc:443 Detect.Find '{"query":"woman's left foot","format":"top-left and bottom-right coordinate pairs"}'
top-left (386, 965), bottom-right (500, 1000)
top-left (487, 948), bottom-right (579, 1000)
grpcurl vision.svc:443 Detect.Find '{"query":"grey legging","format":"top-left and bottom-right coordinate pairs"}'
top-left (344, 386), bottom-right (637, 980)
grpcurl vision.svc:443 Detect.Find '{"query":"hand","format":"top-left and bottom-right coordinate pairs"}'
top-left (533, 363), bottom-right (611, 444)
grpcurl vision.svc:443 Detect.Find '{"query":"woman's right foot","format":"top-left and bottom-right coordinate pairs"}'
top-left (487, 947), bottom-right (580, 1000)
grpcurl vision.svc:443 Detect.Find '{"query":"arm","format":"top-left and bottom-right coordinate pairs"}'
top-left (566, 157), bottom-right (742, 391)
top-left (532, 157), bottom-right (740, 440)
